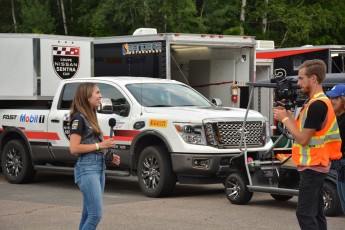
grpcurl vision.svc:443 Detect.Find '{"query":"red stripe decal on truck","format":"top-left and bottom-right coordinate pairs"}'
top-left (25, 131), bottom-right (60, 140)
top-left (104, 130), bottom-right (140, 142)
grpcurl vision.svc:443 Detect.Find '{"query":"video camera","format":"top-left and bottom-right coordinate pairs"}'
top-left (271, 68), bottom-right (310, 110)
top-left (271, 75), bottom-right (299, 110)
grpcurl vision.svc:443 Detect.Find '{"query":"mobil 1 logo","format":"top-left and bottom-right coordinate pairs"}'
top-left (52, 46), bottom-right (80, 79)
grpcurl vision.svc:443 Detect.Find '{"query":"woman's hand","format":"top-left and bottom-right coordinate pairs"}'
top-left (100, 138), bottom-right (115, 149)
top-left (111, 154), bottom-right (120, 165)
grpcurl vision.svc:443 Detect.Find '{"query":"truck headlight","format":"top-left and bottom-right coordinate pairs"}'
top-left (173, 123), bottom-right (207, 145)
top-left (264, 119), bottom-right (271, 144)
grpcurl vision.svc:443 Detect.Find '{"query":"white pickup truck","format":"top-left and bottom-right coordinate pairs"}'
top-left (0, 77), bottom-right (273, 197)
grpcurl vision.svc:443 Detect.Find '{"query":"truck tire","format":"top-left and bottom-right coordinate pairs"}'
top-left (138, 145), bottom-right (176, 197)
top-left (270, 194), bottom-right (293, 201)
top-left (225, 172), bottom-right (253, 205)
top-left (1, 139), bottom-right (36, 184)
top-left (323, 181), bottom-right (342, 216)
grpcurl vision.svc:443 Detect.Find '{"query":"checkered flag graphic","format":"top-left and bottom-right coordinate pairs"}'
top-left (53, 46), bottom-right (80, 56)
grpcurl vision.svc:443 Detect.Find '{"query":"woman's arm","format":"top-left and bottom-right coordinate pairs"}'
top-left (69, 133), bottom-right (116, 155)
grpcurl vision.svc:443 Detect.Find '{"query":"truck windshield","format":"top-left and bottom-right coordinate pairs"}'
top-left (126, 83), bottom-right (213, 107)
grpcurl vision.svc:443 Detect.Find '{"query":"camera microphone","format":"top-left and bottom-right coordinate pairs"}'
top-left (270, 75), bottom-right (285, 84)
top-left (105, 118), bottom-right (116, 162)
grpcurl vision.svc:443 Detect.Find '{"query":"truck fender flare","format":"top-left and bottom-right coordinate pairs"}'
top-left (129, 130), bottom-right (172, 169)
top-left (0, 126), bottom-right (33, 160)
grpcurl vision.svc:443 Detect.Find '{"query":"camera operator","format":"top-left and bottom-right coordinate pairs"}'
top-left (273, 59), bottom-right (342, 230)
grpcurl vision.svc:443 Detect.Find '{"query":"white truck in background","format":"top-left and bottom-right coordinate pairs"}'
top-left (0, 32), bottom-right (273, 198)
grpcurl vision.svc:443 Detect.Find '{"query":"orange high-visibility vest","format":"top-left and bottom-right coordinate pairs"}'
top-left (292, 92), bottom-right (342, 166)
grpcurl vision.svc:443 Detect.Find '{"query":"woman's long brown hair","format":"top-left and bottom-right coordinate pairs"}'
top-left (70, 83), bottom-right (102, 135)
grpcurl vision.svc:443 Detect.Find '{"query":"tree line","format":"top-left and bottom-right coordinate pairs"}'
top-left (1, 0), bottom-right (344, 48)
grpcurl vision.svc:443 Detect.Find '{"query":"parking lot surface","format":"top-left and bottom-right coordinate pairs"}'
top-left (0, 171), bottom-right (343, 230)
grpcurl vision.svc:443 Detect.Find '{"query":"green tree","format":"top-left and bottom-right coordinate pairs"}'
top-left (196, 0), bottom-right (242, 35)
top-left (0, 0), bottom-right (345, 48)
top-left (244, 0), bottom-right (345, 47)
top-left (0, 0), bottom-right (17, 32)
top-left (18, 0), bottom-right (55, 34)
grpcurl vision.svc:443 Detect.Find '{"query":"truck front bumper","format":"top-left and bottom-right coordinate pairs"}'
top-left (171, 152), bottom-right (240, 177)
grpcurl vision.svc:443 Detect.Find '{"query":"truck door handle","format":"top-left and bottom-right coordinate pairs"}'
top-left (51, 119), bottom-right (60, 123)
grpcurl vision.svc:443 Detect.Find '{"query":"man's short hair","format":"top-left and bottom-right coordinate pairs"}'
top-left (299, 59), bottom-right (326, 83)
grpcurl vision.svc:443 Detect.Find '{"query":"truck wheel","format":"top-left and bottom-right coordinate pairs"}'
top-left (225, 173), bottom-right (253, 205)
top-left (323, 181), bottom-right (342, 216)
top-left (270, 194), bottom-right (293, 201)
top-left (1, 139), bottom-right (36, 184)
top-left (138, 145), bottom-right (176, 198)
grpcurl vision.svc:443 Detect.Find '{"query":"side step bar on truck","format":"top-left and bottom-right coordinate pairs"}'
top-left (247, 185), bottom-right (299, 196)
top-left (34, 165), bottom-right (130, 177)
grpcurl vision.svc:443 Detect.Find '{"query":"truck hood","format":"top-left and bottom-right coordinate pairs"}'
top-left (144, 106), bottom-right (265, 122)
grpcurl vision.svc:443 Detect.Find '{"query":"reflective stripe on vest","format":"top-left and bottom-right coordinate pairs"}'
top-left (292, 93), bottom-right (342, 166)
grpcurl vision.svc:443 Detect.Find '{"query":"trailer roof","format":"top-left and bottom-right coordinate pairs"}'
top-left (0, 33), bottom-right (93, 41)
top-left (94, 32), bottom-right (256, 47)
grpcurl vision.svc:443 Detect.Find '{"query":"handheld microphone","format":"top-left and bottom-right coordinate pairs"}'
top-left (108, 118), bottom-right (116, 138)
top-left (105, 118), bottom-right (116, 162)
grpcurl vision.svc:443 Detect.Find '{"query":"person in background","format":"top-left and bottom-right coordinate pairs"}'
top-left (326, 84), bottom-right (345, 215)
top-left (69, 82), bottom-right (120, 230)
top-left (273, 59), bottom-right (342, 229)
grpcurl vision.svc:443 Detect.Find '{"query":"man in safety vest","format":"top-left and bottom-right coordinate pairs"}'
top-left (273, 59), bottom-right (342, 230)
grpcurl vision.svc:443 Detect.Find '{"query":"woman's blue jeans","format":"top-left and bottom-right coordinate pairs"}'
top-left (335, 158), bottom-right (345, 214)
top-left (74, 153), bottom-right (106, 230)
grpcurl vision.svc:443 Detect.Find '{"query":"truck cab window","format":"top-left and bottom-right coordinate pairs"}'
top-left (59, 83), bottom-right (80, 110)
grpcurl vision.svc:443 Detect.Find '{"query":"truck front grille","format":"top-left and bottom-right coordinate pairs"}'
top-left (205, 121), bottom-right (264, 148)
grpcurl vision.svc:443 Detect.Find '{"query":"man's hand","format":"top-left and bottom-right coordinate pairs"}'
top-left (273, 106), bottom-right (290, 122)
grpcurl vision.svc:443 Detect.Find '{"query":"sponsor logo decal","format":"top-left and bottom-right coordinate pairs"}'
top-left (149, 119), bottom-right (168, 128)
top-left (122, 42), bottom-right (162, 55)
top-left (114, 144), bottom-right (130, 150)
top-left (71, 120), bottom-right (79, 130)
top-left (3, 115), bottom-right (17, 120)
top-left (63, 113), bottom-right (71, 140)
top-left (20, 114), bottom-right (45, 123)
top-left (52, 45), bottom-right (80, 79)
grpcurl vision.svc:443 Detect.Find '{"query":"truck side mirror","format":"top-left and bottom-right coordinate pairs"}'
top-left (98, 98), bottom-right (113, 114)
top-left (211, 98), bottom-right (223, 107)
top-left (119, 104), bottom-right (130, 117)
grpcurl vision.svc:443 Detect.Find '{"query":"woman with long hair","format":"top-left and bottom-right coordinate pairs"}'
top-left (69, 82), bottom-right (120, 229)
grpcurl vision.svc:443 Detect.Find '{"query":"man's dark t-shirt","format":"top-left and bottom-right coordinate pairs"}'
top-left (304, 100), bottom-right (328, 131)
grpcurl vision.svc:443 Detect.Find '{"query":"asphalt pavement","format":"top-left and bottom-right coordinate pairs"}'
top-left (0, 171), bottom-right (344, 230)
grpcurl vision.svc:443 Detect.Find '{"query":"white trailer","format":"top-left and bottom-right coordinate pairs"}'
top-left (0, 33), bottom-right (93, 100)
top-left (93, 29), bottom-right (256, 108)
